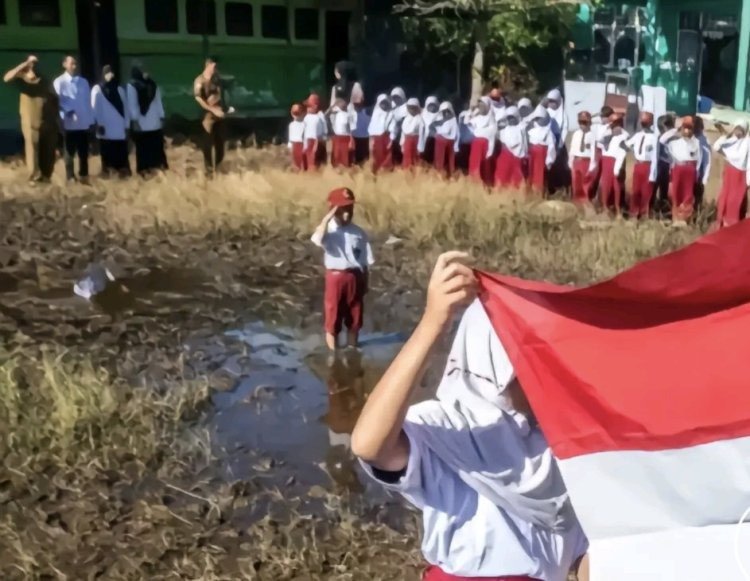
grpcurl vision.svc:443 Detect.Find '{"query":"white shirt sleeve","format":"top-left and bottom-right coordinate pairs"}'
top-left (91, 85), bottom-right (103, 126)
top-left (545, 131), bottom-right (557, 168)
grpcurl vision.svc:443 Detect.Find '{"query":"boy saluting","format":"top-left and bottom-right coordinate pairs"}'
top-left (311, 188), bottom-right (374, 351)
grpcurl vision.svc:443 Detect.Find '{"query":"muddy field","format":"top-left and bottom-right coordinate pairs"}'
top-left (0, 144), bottom-right (707, 580)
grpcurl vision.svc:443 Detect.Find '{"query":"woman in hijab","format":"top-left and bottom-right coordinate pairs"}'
top-left (713, 119), bottom-right (750, 228)
top-left (368, 94), bottom-right (395, 173)
top-left (91, 65), bottom-right (131, 176)
top-left (400, 98), bottom-right (427, 170)
top-left (352, 252), bottom-right (588, 581)
top-left (329, 61), bottom-right (363, 109)
top-left (421, 96), bottom-right (440, 164)
top-left (433, 101), bottom-right (460, 178)
top-left (545, 88), bottom-right (570, 194)
top-left (390, 87), bottom-right (408, 165)
top-left (127, 64), bottom-right (167, 175)
top-left (494, 106), bottom-right (528, 191)
top-left (468, 96), bottom-right (497, 186)
top-left (527, 105), bottom-right (557, 194)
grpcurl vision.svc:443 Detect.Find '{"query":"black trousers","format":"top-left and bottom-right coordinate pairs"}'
top-left (63, 130), bottom-right (90, 179)
top-left (100, 139), bottom-right (131, 175)
top-left (134, 130), bottom-right (168, 174)
top-left (200, 120), bottom-right (225, 174)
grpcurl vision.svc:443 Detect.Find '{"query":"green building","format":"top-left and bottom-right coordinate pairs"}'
top-left (570, 0), bottom-right (750, 115)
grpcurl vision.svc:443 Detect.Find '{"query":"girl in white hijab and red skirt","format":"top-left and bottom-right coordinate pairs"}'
top-left (352, 252), bottom-right (589, 581)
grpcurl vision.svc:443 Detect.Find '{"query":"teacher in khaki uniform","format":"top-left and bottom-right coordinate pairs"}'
top-left (193, 56), bottom-right (227, 176)
top-left (3, 55), bottom-right (59, 184)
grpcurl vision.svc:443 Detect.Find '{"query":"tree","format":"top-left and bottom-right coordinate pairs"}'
top-left (396, 0), bottom-right (589, 103)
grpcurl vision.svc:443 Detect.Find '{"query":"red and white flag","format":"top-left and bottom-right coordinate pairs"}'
top-left (477, 222), bottom-right (750, 580)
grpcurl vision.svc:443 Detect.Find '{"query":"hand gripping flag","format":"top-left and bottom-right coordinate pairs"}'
top-left (477, 222), bottom-right (750, 581)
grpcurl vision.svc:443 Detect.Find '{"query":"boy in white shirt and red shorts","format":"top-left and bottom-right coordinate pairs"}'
top-left (311, 188), bottom-right (375, 351)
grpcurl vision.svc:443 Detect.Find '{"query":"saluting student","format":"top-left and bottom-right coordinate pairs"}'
top-left (568, 111), bottom-right (596, 203)
top-left (527, 105), bottom-right (557, 194)
top-left (351, 94), bottom-right (371, 165)
top-left (597, 113), bottom-right (629, 216)
top-left (92, 65), bottom-right (130, 177)
top-left (650, 114), bottom-right (677, 213)
top-left (329, 97), bottom-right (354, 168)
top-left (713, 120), bottom-right (750, 229)
top-left (433, 101), bottom-right (459, 178)
top-left (303, 93), bottom-right (327, 171)
top-left (128, 65), bottom-right (167, 175)
top-left (421, 96), bottom-right (440, 164)
top-left (693, 116), bottom-right (712, 211)
top-left (624, 112), bottom-right (657, 220)
top-left (288, 103), bottom-right (306, 171)
top-left (368, 94), bottom-right (395, 173)
top-left (467, 97), bottom-right (497, 186)
top-left (311, 188), bottom-right (374, 351)
top-left (457, 104), bottom-right (474, 173)
top-left (351, 268), bottom-right (588, 581)
top-left (400, 98), bottom-right (426, 170)
top-left (494, 106), bottom-right (528, 190)
top-left (54, 55), bottom-right (94, 183)
top-left (664, 116), bottom-right (702, 221)
top-left (590, 105), bottom-right (614, 196)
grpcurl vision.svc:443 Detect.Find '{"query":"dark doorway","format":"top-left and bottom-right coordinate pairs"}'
top-left (76, 0), bottom-right (120, 83)
top-left (325, 11), bottom-right (351, 101)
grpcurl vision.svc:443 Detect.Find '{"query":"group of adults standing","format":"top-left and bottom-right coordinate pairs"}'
top-left (3, 54), bottom-right (167, 184)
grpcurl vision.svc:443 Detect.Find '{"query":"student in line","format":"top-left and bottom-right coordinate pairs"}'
top-left (517, 97), bottom-right (534, 127)
top-left (303, 93), bottom-right (327, 171)
top-left (597, 113), bottom-right (629, 217)
top-left (127, 64), bottom-right (167, 175)
top-left (401, 98), bottom-right (427, 170)
top-left (664, 116), bottom-right (702, 222)
top-left (713, 119), bottom-right (750, 229)
top-left (693, 116), bottom-right (712, 212)
top-left (368, 94), bottom-right (394, 173)
top-left (92, 65), bottom-right (131, 177)
top-left (590, 106), bottom-right (614, 197)
top-left (287, 103), bottom-right (307, 171)
top-left (545, 89), bottom-right (570, 193)
top-left (329, 97), bottom-right (354, 168)
top-left (527, 105), bottom-right (557, 194)
top-left (650, 114), bottom-right (677, 214)
top-left (457, 103), bottom-right (474, 174)
top-left (568, 111), bottom-right (596, 204)
top-left (624, 112), bottom-right (657, 220)
top-left (467, 96), bottom-right (497, 186)
top-left (54, 55), bottom-right (94, 183)
top-left (390, 87), bottom-right (408, 165)
top-left (351, 254), bottom-right (588, 581)
top-left (421, 96), bottom-right (440, 164)
top-left (494, 106), bottom-right (528, 191)
top-left (350, 94), bottom-right (371, 165)
top-left (433, 101), bottom-right (459, 178)
top-left (311, 188), bottom-right (374, 352)
top-left (3, 54), bottom-right (58, 184)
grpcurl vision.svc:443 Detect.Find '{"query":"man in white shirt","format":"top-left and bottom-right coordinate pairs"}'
top-left (311, 188), bottom-right (374, 352)
top-left (91, 65), bottom-right (130, 176)
top-left (127, 64), bottom-right (167, 175)
top-left (54, 55), bottom-right (94, 182)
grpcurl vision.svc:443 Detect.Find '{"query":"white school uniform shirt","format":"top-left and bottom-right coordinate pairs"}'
top-left (713, 134), bottom-right (750, 178)
top-left (91, 84), bottom-right (129, 140)
top-left (500, 123), bottom-right (528, 160)
top-left (368, 96), bottom-right (395, 138)
top-left (626, 130), bottom-right (657, 164)
top-left (469, 102), bottom-right (497, 158)
top-left (649, 127), bottom-right (678, 182)
top-left (126, 84), bottom-right (165, 132)
top-left (303, 112), bottom-right (326, 141)
top-left (400, 112), bottom-right (427, 153)
top-left (287, 119), bottom-right (305, 148)
top-left (601, 130), bottom-right (630, 175)
top-left (311, 220), bottom-right (374, 271)
top-left (667, 136), bottom-right (702, 171)
top-left (422, 97), bottom-right (440, 138)
top-left (351, 107), bottom-right (370, 139)
top-left (697, 133), bottom-right (712, 186)
top-left (330, 107), bottom-right (353, 137)
top-left (568, 129), bottom-right (594, 169)
top-left (54, 72), bottom-right (94, 130)
top-left (527, 124), bottom-right (557, 168)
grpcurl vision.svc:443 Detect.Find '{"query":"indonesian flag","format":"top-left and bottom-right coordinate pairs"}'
top-left (477, 222), bottom-right (750, 581)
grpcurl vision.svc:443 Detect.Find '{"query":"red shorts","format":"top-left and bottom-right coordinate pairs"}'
top-left (324, 269), bottom-right (365, 335)
top-left (423, 565), bottom-right (539, 581)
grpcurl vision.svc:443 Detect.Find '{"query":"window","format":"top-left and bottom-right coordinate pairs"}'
top-left (261, 5), bottom-right (288, 39)
top-left (145, 0), bottom-right (178, 33)
top-left (19, 0), bottom-right (60, 27)
top-left (187, 0), bottom-right (217, 35)
top-left (294, 8), bottom-right (318, 40)
top-left (225, 2), bottom-right (253, 37)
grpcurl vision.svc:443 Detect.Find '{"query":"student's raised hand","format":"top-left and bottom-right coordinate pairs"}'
top-left (424, 251), bottom-right (476, 329)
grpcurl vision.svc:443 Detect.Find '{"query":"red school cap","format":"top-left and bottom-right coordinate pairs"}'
top-left (327, 187), bottom-right (356, 208)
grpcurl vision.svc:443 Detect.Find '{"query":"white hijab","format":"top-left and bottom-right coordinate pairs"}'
top-left (405, 300), bottom-right (575, 532)
top-left (436, 101), bottom-right (460, 150)
top-left (714, 119), bottom-right (750, 171)
top-left (391, 87), bottom-right (407, 123)
top-left (546, 88), bottom-right (567, 147)
top-left (422, 96), bottom-right (440, 133)
top-left (470, 97), bottom-right (497, 157)
top-left (368, 93), bottom-right (393, 137)
top-left (401, 97), bottom-right (426, 151)
top-left (501, 106), bottom-right (528, 158)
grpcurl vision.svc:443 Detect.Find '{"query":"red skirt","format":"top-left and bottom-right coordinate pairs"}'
top-left (331, 135), bottom-right (352, 168)
top-left (371, 134), bottom-right (392, 173)
top-left (353, 137), bottom-right (370, 164)
top-left (305, 138), bottom-right (327, 170)
top-left (598, 155), bottom-right (625, 213)
top-left (290, 141), bottom-right (306, 171)
top-left (324, 269), bottom-right (365, 335)
top-left (494, 147), bottom-right (526, 190)
top-left (571, 156), bottom-right (595, 203)
top-left (434, 136), bottom-right (456, 178)
top-left (669, 162), bottom-right (698, 220)
top-left (423, 565), bottom-right (539, 581)
top-left (468, 138), bottom-right (494, 186)
top-left (715, 164), bottom-right (748, 228)
top-left (527, 144), bottom-right (548, 193)
top-left (630, 161), bottom-right (654, 219)
top-left (402, 134), bottom-right (420, 170)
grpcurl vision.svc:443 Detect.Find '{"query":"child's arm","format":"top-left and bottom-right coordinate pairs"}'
top-left (311, 207), bottom-right (337, 246)
top-left (351, 252), bottom-right (476, 472)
